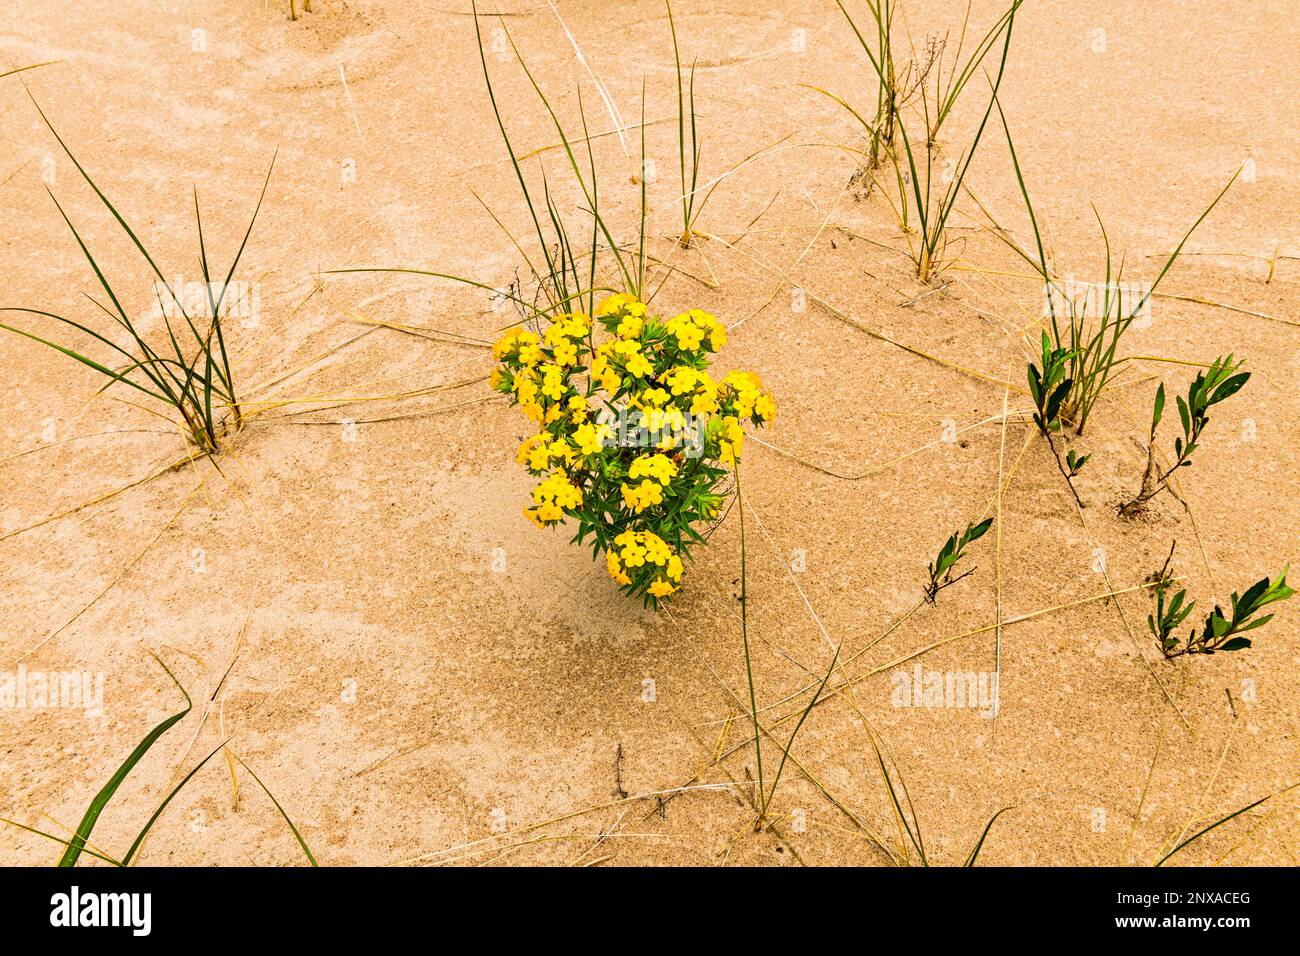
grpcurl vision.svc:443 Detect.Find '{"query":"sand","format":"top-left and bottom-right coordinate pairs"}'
top-left (0, 0), bottom-right (1296, 866)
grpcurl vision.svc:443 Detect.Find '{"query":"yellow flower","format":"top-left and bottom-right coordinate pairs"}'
top-left (552, 340), bottom-right (578, 367)
top-left (671, 322), bottom-right (704, 351)
top-left (548, 439), bottom-right (576, 466)
top-left (626, 351), bottom-right (654, 379)
top-left (573, 421), bottom-right (611, 456)
top-left (532, 473), bottom-right (583, 515)
top-left (648, 579), bottom-right (677, 598)
top-left (493, 327), bottom-right (538, 361)
top-left (642, 533), bottom-right (670, 566)
top-left (517, 433), bottom-right (547, 466)
top-left (621, 479), bottom-right (664, 513)
top-left (629, 453), bottom-right (678, 486)
top-left (690, 384), bottom-right (719, 416)
top-left (540, 364), bottom-right (566, 401)
top-left (527, 443), bottom-right (551, 472)
top-left (606, 550), bottom-right (631, 585)
top-left (664, 366), bottom-right (697, 396)
top-left (616, 314), bottom-right (644, 339)
top-left (493, 332), bottom-right (517, 361)
top-left (596, 293), bottom-right (634, 318)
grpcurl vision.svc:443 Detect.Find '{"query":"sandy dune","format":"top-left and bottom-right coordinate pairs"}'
top-left (1, 1), bottom-right (1296, 865)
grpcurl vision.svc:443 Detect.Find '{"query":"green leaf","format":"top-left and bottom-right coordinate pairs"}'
top-left (963, 806), bottom-right (1013, 867)
top-left (59, 656), bottom-right (191, 867)
top-left (1209, 371), bottom-right (1249, 406)
top-left (1176, 395), bottom-right (1190, 436)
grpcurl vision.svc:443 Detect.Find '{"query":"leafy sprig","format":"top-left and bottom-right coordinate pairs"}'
top-left (1121, 355), bottom-right (1249, 516)
top-left (1027, 332), bottom-right (1087, 506)
top-left (1150, 568), bottom-right (1292, 658)
top-left (924, 518), bottom-right (992, 603)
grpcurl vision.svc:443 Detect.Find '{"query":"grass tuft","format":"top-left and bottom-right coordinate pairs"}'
top-left (1, 94), bottom-right (272, 454)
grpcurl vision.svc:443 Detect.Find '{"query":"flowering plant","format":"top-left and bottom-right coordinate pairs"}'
top-left (492, 293), bottom-right (775, 606)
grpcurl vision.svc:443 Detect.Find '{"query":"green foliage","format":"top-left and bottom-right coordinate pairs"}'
top-left (924, 517), bottom-right (992, 602)
top-left (1027, 331), bottom-right (1073, 434)
top-left (997, 104), bottom-right (1238, 435)
top-left (1, 97), bottom-right (267, 455)
top-left (1121, 355), bottom-right (1249, 515)
top-left (493, 298), bottom-right (774, 609)
top-left (1065, 448), bottom-right (1088, 477)
top-left (1027, 332), bottom-right (1087, 506)
top-left (1152, 568), bottom-right (1293, 658)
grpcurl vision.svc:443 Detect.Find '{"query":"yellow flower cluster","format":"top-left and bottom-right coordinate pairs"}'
top-left (525, 473), bottom-right (582, 526)
top-left (606, 530), bottom-right (685, 597)
top-left (492, 293), bottom-right (776, 604)
top-left (666, 309), bottom-right (727, 352)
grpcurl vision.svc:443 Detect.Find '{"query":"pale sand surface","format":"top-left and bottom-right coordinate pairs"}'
top-left (0, 1), bottom-right (1296, 865)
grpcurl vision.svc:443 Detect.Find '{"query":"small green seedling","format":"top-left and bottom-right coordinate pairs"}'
top-left (924, 518), bottom-right (992, 603)
top-left (1028, 331), bottom-right (1071, 434)
top-left (1150, 568), bottom-right (1292, 658)
top-left (1120, 355), bottom-right (1249, 517)
top-left (1027, 332), bottom-right (1086, 507)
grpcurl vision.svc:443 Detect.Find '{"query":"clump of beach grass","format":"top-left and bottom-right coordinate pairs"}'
top-left (0, 97), bottom-right (272, 456)
top-left (331, 2), bottom-right (652, 329)
top-left (995, 102), bottom-right (1240, 435)
top-left (824, 0), bottom-right (1020, 284)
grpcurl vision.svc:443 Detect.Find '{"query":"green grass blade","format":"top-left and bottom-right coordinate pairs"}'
top-left (58, 656), bottom-right (192, 867)
top-left (228, 754), bottom-right (318, 866)
top-left (735, 467), bottom-right (765, 815)
top-left (1133, 169), bottom-right (1240, 318)
top-left (121, 739), bottom-right (230, 866)
top-left (498, 17), bottom-right (635, 295)
top-left (765, 640), bottom-right (841, 811)
top-left (1155, 782), bottom-right (1296, 866)
top-left (963, 806), bottom-right (1013, 866)
top-left (27, 92), bottom-right (189, 320)
top-left (870, 732), bottom-right (925, 864)
top-left (472, 4), bottom-right (565, 307)
top-left (0, 316), bottom-right (171, 403)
